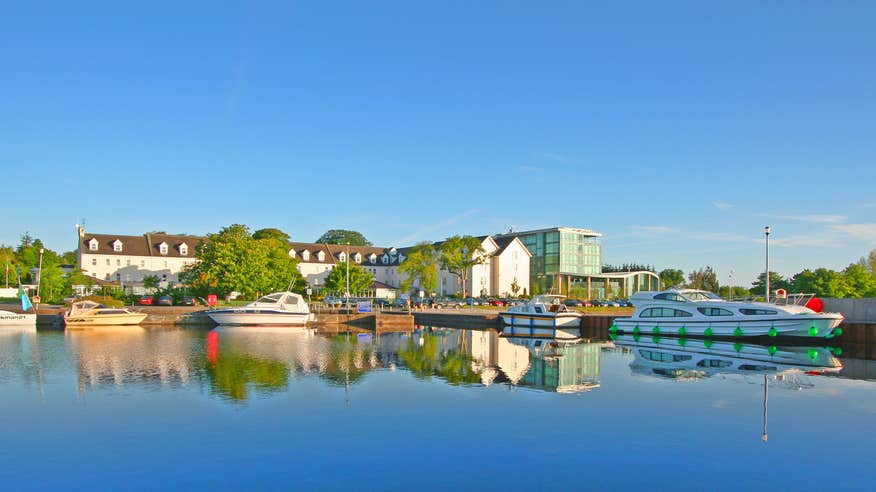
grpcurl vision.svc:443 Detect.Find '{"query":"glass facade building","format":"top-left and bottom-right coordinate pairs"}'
top-left (496, 227), bottom-right (659, 298)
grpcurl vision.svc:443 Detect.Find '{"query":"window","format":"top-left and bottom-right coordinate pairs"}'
top-left (159, 242), bottom-right (168, 255)
top-left (641, 307), bottom-right (692, 318)
top-left (697, 307), bottom-right (734, 316)
top-left (288, 249), bottom-right (296, 258)
top-left (370, 254), bottom-right (377, 264)
top-left (140, 260), bottom-right (145, 267)
top-left (88, 239), bottom-right (99, 251)
top-left (354, 253), bottom-right (362, 263)
top-left (697, 359), bottom-right (733, 368)
top-left (382, 254), bottom-right (389, 264)
top-left (113, 240), bottom-right (123, 252)
top-left (317, 251), bottom-right (325, 261)
top-left (740, 309), bottom-right (778, 315)
top-left (92, 259), bottom-right (97, 266)
top-left (639, 350), bottom-right (692, 362)
top-left (654, 293), bottom-right (685, 302)
top-left (116, 259), bottom-right (121, 266)
top-left (180, 244), bottom-right (188, 255)
top-left (106, 259), bottom-right (111, 266)
top-left (126, 260), bottom-right (131, 266)
top-left (739, 364), bottom-right (777, 372)
top-left (339, 252), bottom-right (347, 262)
top-left (302, 251), bottom-right (310, 261)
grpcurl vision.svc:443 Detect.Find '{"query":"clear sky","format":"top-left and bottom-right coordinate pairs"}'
top-left (2, 1), bottom-right (874, 286)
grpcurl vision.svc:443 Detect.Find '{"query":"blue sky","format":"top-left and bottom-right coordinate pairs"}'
top-left (2, 1), bottom-right (875, 286)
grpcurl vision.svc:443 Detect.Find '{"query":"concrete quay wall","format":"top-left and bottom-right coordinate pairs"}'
top-left (822, 298), bottom-right (876, 323)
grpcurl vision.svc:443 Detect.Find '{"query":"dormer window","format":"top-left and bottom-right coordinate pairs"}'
top-left (398, 253), bottom-right (406, 263)
top-left (382, 254), bottom-right (389, 264)
top-left (179, 243), bottom-right (188, 256)
top-left (338, 252), bottom-right (347, 262)
top-left (389, 247), bottom-right (397, 255)
top-left (302, 250), bottom-right (310, 261)
top-left (88, 238), bottom-right (99, 251)
top-left (369, 253), bottom-right (377, 264)
top-left (112, 240), bottom-right (123, 252)
top-left (288, 249), bottom-right (296, 258)
top-left (159, 242), bottom-right (169, 255)
top-left (317, 251), bottom-right (325, 261)
top-left (354, 252), bottom-right (362, 263)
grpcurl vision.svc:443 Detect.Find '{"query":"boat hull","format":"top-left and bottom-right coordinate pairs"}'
top-left (0, 313), bottom-right (37, 327)
top-left (613, 314), bottom-right (843, 338)
top-left (208, 311), bottom-right (311, 326)
top-left (64, 313), bottom-right (148, 327)
top-left (499, 312), bottom-right (581, 328)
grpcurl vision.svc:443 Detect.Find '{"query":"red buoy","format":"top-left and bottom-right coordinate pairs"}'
top-left (805, 297), bottom-right (824, 313)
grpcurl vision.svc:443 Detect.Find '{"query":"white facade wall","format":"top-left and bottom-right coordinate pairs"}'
top-left (80, 252), bottom-right (196, 284)
top-left (492, 239), bottom-right (531, 297)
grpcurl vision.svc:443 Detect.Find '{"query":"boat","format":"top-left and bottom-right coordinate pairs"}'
top-left (613, 334), bottom-right (842, 380)
top-left (499, 295), bottom-right (582, 338)
top-left (612, 289), bottom-right (844, 338)
top-left (64, 300), bottom-right (148, 327)
top-left (207, 291), bottom-right (313, 326)
top-left (0, 310), bottom-right (36, 328)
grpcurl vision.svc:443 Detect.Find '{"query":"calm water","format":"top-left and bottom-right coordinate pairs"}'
top-left (1, 324), bottom-right (874, 490)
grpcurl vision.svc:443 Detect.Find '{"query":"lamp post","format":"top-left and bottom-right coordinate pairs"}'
top-left (36, 247), bottom-right (45, 310)
top-left (728, 270), bottom-right (734, 301)
top-left (764, 226), bottom-right (771, 302)
top-left (345, 242), bottom-right (350, 312)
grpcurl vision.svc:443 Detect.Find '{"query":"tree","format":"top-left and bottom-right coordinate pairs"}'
top-left (323, 259), bottom-right (375, 296)
top-left (252, 228), bottom-right (290, 243)
top-left (316, 229), bottom-right (371, 246)
top-left (687, 266), bottom-right (719, 292)
top-left (399, 242), bottom-right (439, 294)
top-left (180, 224), bottom-right (271, 299)
top-left (439, 236), bottom-right (489, 299)
top-left (857, 249), bottom-right (876, 274)
top-left (658, 268), bottom-right (685, 289)
top-left (143, 275), bottom-right (161, 292)
top-left (790, 268), bottom-right (852, 298)
top-left (750, 271), bottom-right (790, 297)
top-left (257, 230), bottom-right (307, 295)
top-left (841, 263), bottom-right (876, 298)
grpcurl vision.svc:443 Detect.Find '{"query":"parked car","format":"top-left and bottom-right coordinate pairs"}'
top-left (323, 296), bottom-right (343, 307)
top-left (138, 296), bottom-right (154, 306)
top-left (156, 295), bottom-right (173, 306)
top-left (179, 296), bottom-right (197, 306)
top-left (563, 299), bottom-right (582, 307)
top-left (374, 298), bottom-right (391, 308)
top-left (488, 298), bottom-right (505, 307)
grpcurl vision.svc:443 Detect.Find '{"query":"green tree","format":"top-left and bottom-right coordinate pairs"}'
top-left (658, 268), bottom-right (685, 289)
top-left (180, 224), bottom-right (271, 299)
top-left (323, 259), bottom-right (375, 296)
top-left (143, 274), bottom-right (161, 292)
top-left (687, 266), bottom-right (719, 292)
top-left (857, 249), bottom-right (876, 274)
top-left (790, 268), bottom-right (852, 298)
top-left (316, 229), bottom-right (371, 246)
top-left (750, 271), bottom-right (790, 297)
top-left (399, 242), bottom-right (439, 294)
top-left (439, 236), bottom-right (489, 299)
top-left (253, 228), bottom-right (307, 294)
top-left (843, 263), bottom-right (876, 297)
top-left (252, 228), bottom-right (291, 243)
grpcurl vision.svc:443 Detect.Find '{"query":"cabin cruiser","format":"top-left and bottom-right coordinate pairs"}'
top-left (64, 300), bottom-right (148, 327)
top-left (612, 289), bottom-right (843, 338)
top-left (614, 334), bottom-right (842, 381)
top-left (0, 310), bottom-right (36, 328)
top-left (500, 295), bottom-right (582, 338)
top-left (207, 291), bottom-right (313, 326)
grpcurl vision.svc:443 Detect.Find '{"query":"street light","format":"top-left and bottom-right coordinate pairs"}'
top-left (345, 242), bottom-right (350, 312)
top-left (764, 226), bottom-right (771, 302)
top-left (728, 269), bottom-right (734, 301)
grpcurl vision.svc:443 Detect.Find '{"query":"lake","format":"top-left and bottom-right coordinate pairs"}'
top-left (1, 325), bottom-right (874, 490)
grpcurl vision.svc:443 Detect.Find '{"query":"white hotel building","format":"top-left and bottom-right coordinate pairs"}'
top-left (76, 227), bottom-right (532, 298)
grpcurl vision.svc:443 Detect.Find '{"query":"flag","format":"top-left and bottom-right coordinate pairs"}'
top-left (19, 284), bottom-right (32, 312)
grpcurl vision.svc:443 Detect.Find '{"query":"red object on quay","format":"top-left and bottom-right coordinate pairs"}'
top-left (805, 297), bottom-right (824, 313)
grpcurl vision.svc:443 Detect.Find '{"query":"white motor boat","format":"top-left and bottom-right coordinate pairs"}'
top-left (500, 295), bottom-right (582, 338)
top-left (0, 310), bottom-right (37, 328)
top-left (64, 301), bottom-right (148, 327)
top-left (612, 289), bottom-right (844, 338)
top-left (613, 334), bottom-right (842, 380)
top-left (207, 292), bottom-right (313, 326)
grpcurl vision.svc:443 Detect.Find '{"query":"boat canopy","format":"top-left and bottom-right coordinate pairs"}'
top-left (630, 289), bottom-right (724, 303)
top-left (252, 292), bottom-right (304, 306)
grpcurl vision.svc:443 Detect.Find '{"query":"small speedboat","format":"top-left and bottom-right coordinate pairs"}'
top-left (207, 292), bottom-right (312, 326)
top-left (612, 289), bottom-right (843, 338)
top-left (0, 310), bottom-right (37, 327)
top-left (64, 301), bottom-right (148, 327)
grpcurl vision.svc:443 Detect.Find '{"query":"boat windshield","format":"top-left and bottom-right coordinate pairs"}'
top-left (256, 294), bottom-right (282, 304)
top-left (681, 291), bottom-right (724, 301)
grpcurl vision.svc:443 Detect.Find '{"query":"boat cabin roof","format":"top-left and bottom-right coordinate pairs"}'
top-left (630, 289), bottom-right (723, 303)
top-left (252, 291), bottom-right (305, 305)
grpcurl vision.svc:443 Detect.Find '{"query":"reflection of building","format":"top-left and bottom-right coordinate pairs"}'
top-left (494, 227), bottom-right (659, 298)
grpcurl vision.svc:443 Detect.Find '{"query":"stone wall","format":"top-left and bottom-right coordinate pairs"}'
top-left (821, 298), bottom-right (876, 323)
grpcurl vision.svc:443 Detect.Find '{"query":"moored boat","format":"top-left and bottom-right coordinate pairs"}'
top-left (207, 291), bottom-right (313, 326)
top-left (64, 300), bottom-right (148, 327)
top-left (0, 310), bottom-right (37, 328)
top-left (612, 289), bottom-right (843, 338)
top-left (499, 295), bottom-right (582, 338)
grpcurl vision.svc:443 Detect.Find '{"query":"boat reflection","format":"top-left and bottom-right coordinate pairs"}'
top-left (612, 334), bottom-right (842, 382)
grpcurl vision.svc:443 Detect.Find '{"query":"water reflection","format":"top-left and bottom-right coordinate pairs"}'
top-left (613, 334), bottom-right (842, 382)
